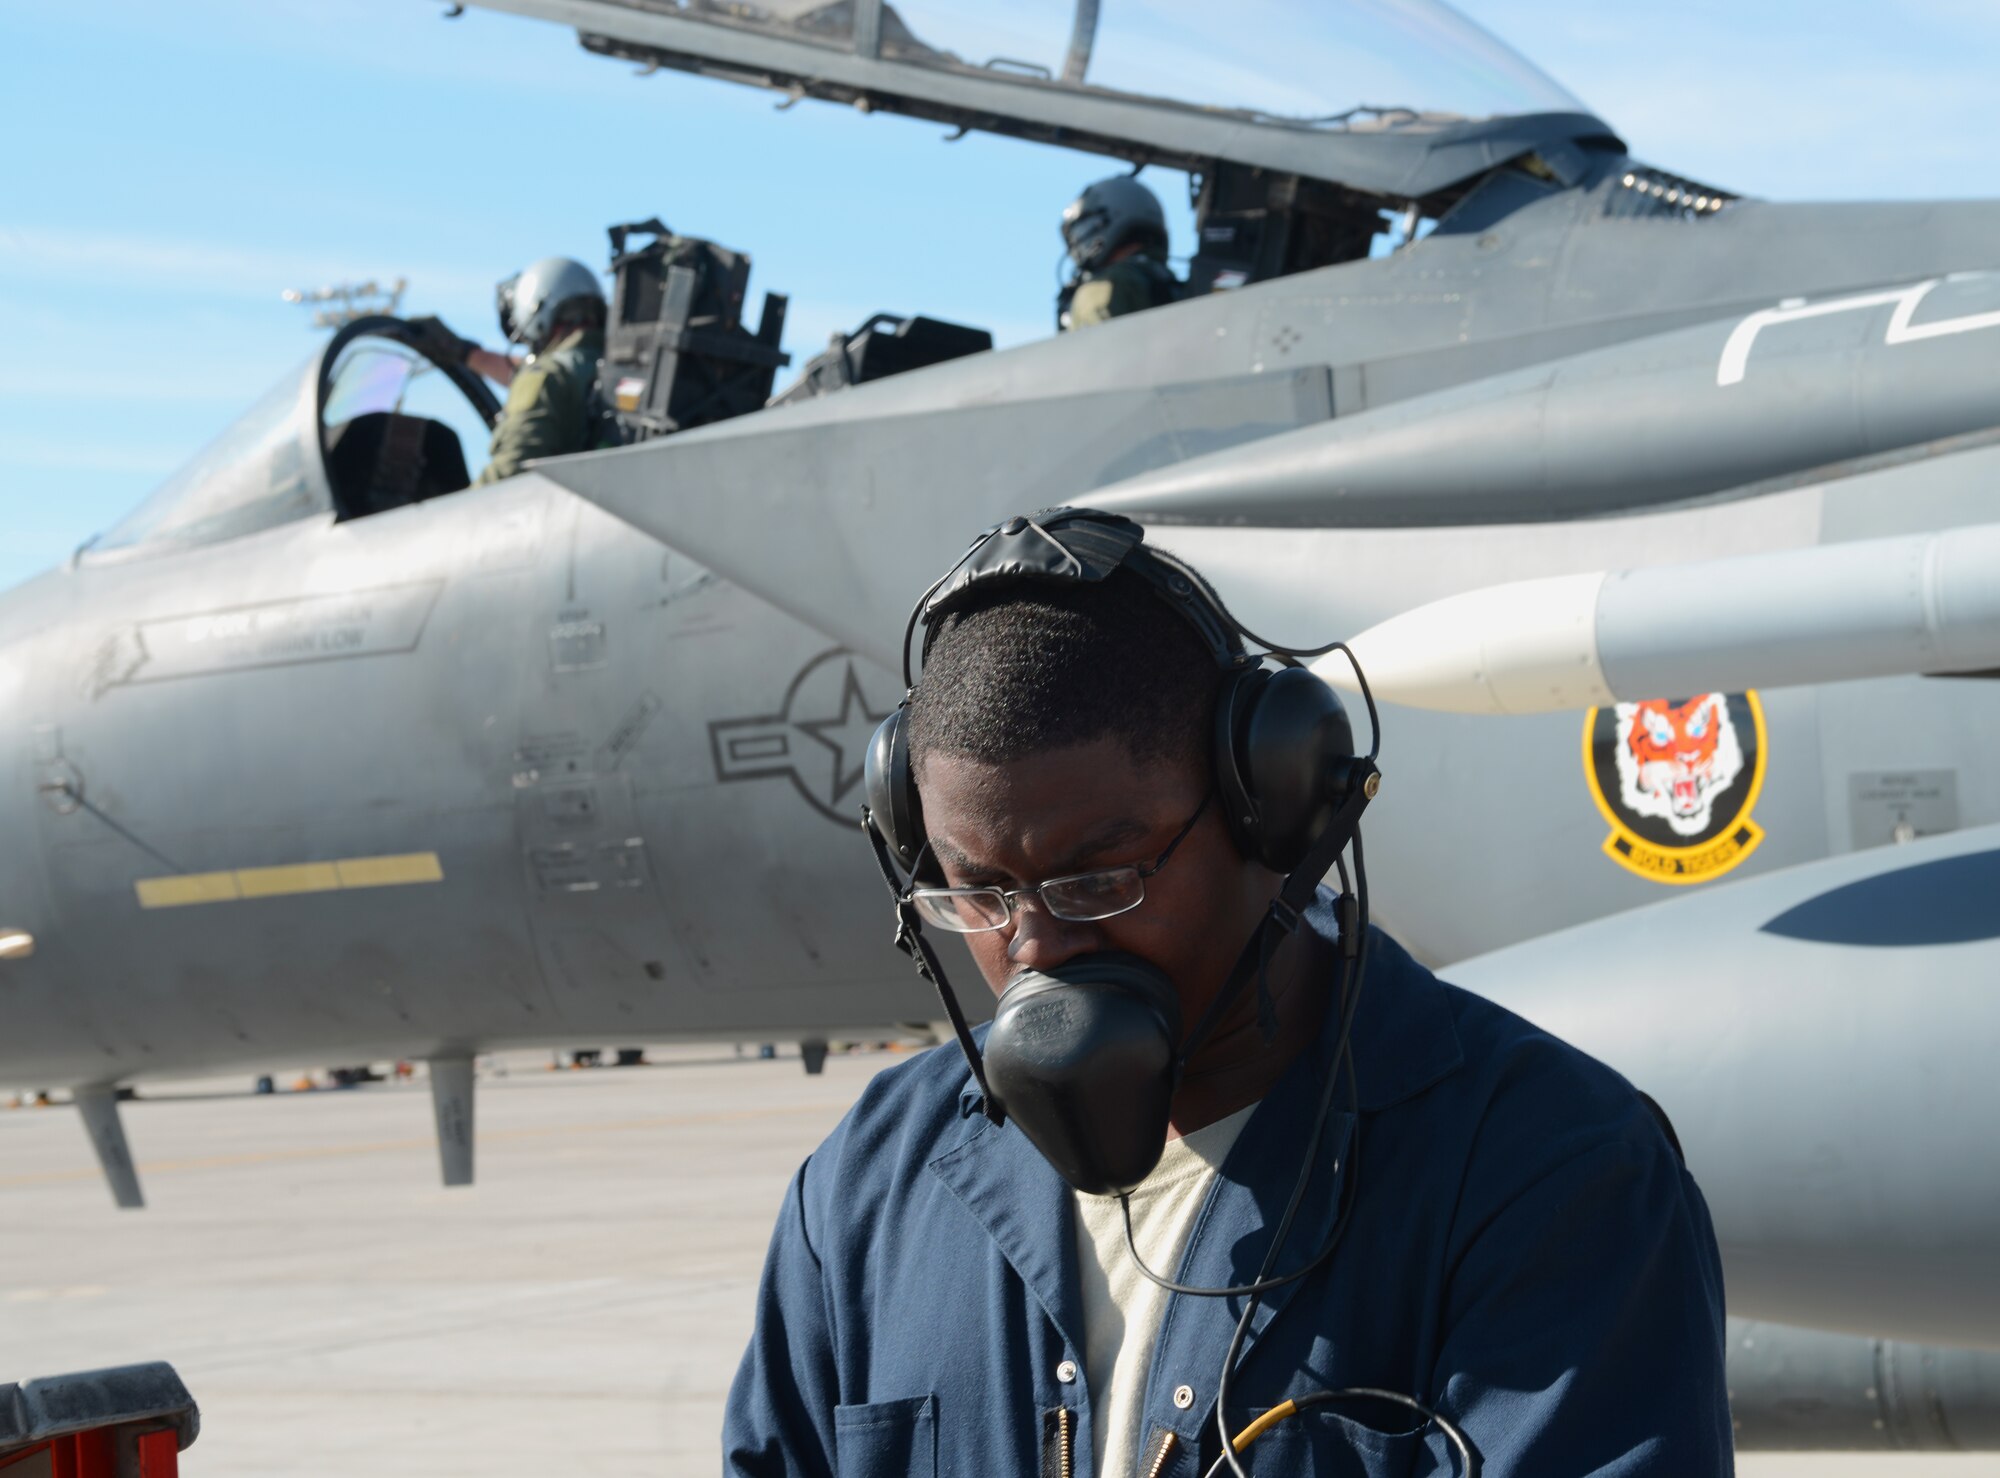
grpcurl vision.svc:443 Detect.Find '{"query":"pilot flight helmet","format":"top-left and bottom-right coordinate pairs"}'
top-left (1062, 175), bottom-right (1168, 273)
top-left (495, 256), bottom-right (606, 350)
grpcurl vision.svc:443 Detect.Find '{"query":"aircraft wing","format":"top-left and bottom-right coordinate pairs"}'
top-left (1091, 272), bottom-right (2000, 528)
top-left (532, 362), bottom-right (1338, 668)
top-left (546, 269), bottom-right (2000, 700)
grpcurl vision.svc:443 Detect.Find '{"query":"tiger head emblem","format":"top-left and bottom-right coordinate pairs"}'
top-left (1612, 693), bottom-right (1744, 837)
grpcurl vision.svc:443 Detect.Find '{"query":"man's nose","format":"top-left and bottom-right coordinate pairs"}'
top-left (1006, 895), bottom-right (1099, 972)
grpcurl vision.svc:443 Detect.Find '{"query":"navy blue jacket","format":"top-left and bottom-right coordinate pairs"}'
top-left (724, 907), bottom-right (1732, 1476)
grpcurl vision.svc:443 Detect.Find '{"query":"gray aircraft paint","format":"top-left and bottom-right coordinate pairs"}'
top-left (1447, 822), bottom-right (2000, 1347)
top-left (540, 196), bottom-right (2000, 671)
top-left (1726, 1320), bottom-right (2000, 1450)
top-left (1092, 272), bottom-right (2000, 527)
top-left (2, 476), bottom-right (939, 1090)
top-left (1, 0), bottom-right (1996, 1442)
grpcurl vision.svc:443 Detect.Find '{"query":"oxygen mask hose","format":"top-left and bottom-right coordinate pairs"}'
top-left (1198, 836), bottom-right (1475, 1478)
top-left (1100, 637), bottom-right (1473, 1478)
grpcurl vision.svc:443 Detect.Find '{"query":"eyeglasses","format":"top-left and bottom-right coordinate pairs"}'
top-left (909, 792), bottom-right (1213, 934)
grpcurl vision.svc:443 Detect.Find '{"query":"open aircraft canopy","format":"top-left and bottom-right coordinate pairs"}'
top-left (87, 320), bottom-right (499, 560)
top-left (471, 0), bottom-right (1619, 202)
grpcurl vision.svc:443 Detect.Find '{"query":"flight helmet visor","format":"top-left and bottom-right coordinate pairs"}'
top-left (1062, 175), bottom-right (1168, 271)
top-left (494, 256), bottom-right (606, 350)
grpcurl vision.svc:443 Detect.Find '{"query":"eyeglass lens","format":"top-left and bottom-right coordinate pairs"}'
top-left (910, 867), bottom-right (1146, 934)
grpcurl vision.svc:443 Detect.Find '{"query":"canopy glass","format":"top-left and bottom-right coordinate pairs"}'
top-left (91, 330), bottom-right (493, 558)
top-left (92, 357), bottom-right (326, 555)
top-left (668, 0), bottom-right (1587, 125)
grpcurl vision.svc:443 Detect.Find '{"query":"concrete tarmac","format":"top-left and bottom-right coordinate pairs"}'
top-left (1, 1046), bottom-right (1993, 1476)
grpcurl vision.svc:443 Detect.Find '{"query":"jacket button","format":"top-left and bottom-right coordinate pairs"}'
top-left (1057, 1360), bottom-right (1078, 1384)
top-left (1173, 1384), bottom-right (1195, 1410)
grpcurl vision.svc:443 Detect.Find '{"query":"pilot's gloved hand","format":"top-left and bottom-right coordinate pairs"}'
top-left (404, 315), bottom-right (479, 367)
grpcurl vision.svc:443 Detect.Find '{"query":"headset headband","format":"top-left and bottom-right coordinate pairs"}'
top-left (905, 507), bottom-right (1250, 686)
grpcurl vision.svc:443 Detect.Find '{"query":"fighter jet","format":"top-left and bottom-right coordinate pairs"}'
top-left (3, 0), bottom-right (1998, 1446)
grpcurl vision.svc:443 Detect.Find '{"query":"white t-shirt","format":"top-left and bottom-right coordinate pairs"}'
top-left (1072, 1103), bottom-right (1257, 1478)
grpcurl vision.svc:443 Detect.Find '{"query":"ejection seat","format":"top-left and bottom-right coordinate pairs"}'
top-left (323, 409), bottom-right (474, 520)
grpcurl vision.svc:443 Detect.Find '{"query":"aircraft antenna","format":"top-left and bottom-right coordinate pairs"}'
top-left (282, 277), bottom-right (409, 328)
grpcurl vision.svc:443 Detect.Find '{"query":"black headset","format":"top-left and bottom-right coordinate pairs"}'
top-left (864, 506), bottom-right (1373, 880)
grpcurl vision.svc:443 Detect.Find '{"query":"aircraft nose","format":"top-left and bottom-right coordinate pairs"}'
top-left (0, 673), bottom-right (45, 963)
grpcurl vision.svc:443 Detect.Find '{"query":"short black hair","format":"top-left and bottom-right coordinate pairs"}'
top-left (908, 566), bottom-right (1221, 775)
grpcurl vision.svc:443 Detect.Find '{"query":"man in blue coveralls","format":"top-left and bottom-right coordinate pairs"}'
top-left (723, 509), bottom-right (1731, 1476)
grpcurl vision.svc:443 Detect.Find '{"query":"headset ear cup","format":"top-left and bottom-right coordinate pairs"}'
top-left (1236, 667), bottom-right (1360, 873)
top-left (864, 707), bottom-right (926, 869)
top-left (1213, 666), bottom-right (1270, 866)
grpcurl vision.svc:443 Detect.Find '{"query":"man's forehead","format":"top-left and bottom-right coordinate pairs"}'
top-left (918, 741), bottom-right (1199, 871)
top-left (927, 813), bottom-right (1151, 874)
top-left (918, 742), bottom-right (1185, 810)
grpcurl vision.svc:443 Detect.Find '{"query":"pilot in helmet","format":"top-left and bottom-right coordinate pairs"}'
top-left (1058, 175), bottom-right (1182, 332)
top-left (411, 256), bottom-right (609, 486)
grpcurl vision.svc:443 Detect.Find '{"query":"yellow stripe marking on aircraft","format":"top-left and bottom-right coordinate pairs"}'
top-left (134, 852), bottom-right (444, 910)
top-left (335, 852), bottom-right (445, 888)
top-left (234, 862), bottom-right (341, 899)
top-left (134, 872), bottom-right (241, 909)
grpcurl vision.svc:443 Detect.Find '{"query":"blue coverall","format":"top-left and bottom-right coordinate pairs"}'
top-left (724, 902), bottom-right (1732, 1476)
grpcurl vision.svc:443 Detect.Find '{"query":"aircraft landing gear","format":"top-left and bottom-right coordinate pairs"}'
top-left (800, 1039), bottom-right (829, 1076)
top-left (73, 1083), bottom-right (143, 1209)
top-left (427, 1054), bottom-right (475, 1188)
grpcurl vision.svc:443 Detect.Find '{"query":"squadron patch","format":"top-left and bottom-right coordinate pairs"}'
top-left (1583, 691), bottom-right (1767, 885)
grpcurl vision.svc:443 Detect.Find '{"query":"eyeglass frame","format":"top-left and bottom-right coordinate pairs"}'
top-left (907, 790), bottom-right (1215, 934)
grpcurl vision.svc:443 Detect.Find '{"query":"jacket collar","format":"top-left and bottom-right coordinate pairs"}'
top-left (927, 1111), bottom-right (1089, 1360)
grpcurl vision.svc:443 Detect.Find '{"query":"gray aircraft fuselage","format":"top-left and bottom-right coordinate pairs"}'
top-left (8, 181), bottom-right (1998, 1086)
top-left (0, 479), bottom-right (944, 1085)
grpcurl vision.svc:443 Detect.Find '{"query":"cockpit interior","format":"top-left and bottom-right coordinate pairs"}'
top-left (318, 325), bottom-right (498, 519)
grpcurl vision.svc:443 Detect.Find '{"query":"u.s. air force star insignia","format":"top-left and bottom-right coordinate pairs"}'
top-left (708, 649), bottom-right (892, 824)
top-left (1582, 690), bottom-right (1768, 885)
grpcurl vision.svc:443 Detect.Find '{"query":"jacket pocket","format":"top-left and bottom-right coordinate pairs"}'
top-left (833, 1394), bottom-right (937, 1478)
top-left (1222, 1406), bottom-right (1434, 1477)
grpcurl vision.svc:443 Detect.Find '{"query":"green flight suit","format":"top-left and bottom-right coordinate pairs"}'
top-left (1059, 253), bottom-right (1179, 331)
top-left (474, 327), bottom-right (605, 485)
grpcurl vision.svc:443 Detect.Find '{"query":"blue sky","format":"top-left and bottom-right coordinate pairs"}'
top-left (3, 0), bottom-right (1997, 593)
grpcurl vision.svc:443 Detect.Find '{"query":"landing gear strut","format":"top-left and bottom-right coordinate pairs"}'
top-left (73, 1083), bottom-right (143, 1209)
top-left (428, 1054), bottom-right (475, 1187)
